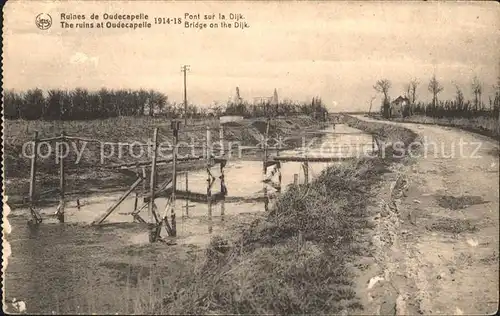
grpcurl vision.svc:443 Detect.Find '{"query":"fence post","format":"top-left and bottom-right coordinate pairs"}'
top-left (303, 162), bottom-right (309, 185)
top-left (57, 132), bottom-right (66, 223)
top-left (206, 125), bottom-right (213, 233)
top-left (133, 164), bottom-right (140, 213)
top-left (263, 119), bottom-right (270, 212)
top-left (220, 162), bottom-right (225, 219)
top-left (29, 131), bottom-right (42, 224)
top-left (185, 172), bottom-right (189, 217)
top-left (171, 121), bottom-right (179, 237)
top-left (372, 134), bottom-right (375, 154)
top-left (29, 131), bottom-right (38, 204)
top-left (303, 139), bottom-right (309, 185)
top-left (149, 128), bottom-right (159, 226)
top-left (219, 124), bottom-right (224, 156)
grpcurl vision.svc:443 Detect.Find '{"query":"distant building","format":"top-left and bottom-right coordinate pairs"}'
top-left (233, 87), bottom-right (243, 105)
top-left (252, 96), bottom-right (272, 105)
top-left (252, 89), bottom-right (279, 105)
top-left (390, 96), bottom-right (409, 118)
top-left (271, 88), bottom-right (279, 105)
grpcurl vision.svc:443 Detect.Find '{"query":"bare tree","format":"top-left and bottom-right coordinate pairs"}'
top-left (428, 74), bottom-right (443, 107)
top-left (455, 84), bottom-right (465, 107)
top-left (405, 78), bottom-right (419, 104)
top-left (373, 79), bottom-right (391, 101)
top-left (471, 76), bottom-right (483, 110)
top-left (373, 79), bottom-right (391, 118)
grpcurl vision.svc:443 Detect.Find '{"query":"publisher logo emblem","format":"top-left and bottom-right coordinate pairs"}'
top-left (36, 13), bottom-right (52, 30)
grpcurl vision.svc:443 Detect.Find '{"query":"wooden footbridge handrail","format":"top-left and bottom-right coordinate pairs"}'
top-left (272, 156), bottom-right (356, 162)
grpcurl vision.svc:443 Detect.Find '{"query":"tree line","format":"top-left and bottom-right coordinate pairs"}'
top-left (223, 97), bottom-right (329, 120)
top-left (3, 88), bottom-right (171, 120)
top-left (373, 76), bottom-right (500, 119)
top-left (3, 88), bottom-right (329, 121)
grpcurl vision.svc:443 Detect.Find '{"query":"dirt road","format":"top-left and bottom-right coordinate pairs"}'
top-left (356, 116), bottom-right (499, 315)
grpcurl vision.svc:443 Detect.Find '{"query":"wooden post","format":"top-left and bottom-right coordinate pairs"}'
top-left (133, 169), bottom-right (139, 213)
top-left (263, 119), bottom-right (270, 174)
top-left (303, 134), bottom-right (309, 185)
top-left (220, 162), bottom-right (225, 219)
top-left (149, 128), bottom-right (159, 224)
top-left (57, 132), bottom-right (66, 223)
top-left (206, 125), bottom-right (213, 233)
top-left (372, 134), bottom-right (375, 154)
top-left (219, 124), bottom-right (224, 156)
top-left (294, 173), bottom-right (298, 186)
top-left (29, 131), bottom-right (42, 224)
top-left (276, 146), bottom-right (282, 194)
top-left (92, 177), bottom-right (144, 225)
top-left (303, 161), bottom-right (309, 185)
top-left (29, 131), bottom-right (38, 204)
top-left (185, 172), bottom-right (189, 217)
top-left (171, 121), bottom-right (179, 237)
top-left (142, 167), bottom-right (147, 196)
top-left (263, 119), bottom-right (270, 212)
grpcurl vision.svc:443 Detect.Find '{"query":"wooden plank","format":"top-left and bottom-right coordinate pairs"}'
top-left (272, 156), bottom-right (355, 162)
top-left (141, 177), bottom-right (172, 203)
top-left (92, 176), bottom-right (144, 225)
top-left (38, 135), bottom-right (64, 142)
top-left (151, 188), bottom-right (226, 203)
top-left (109, 156), bottom-right (202, 169)
top-left (302, 131), bottom-right (373, 135)
top-left (265, 160), bottom-right (279, 168)
top-left (133, 214), bottom-right (147, 224)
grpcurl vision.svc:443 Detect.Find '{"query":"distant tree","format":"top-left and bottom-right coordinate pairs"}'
top-left (405, 78), bottom-right (419, 105)
top-left (471, 76), bottom-right (483, 110)
top-left (373, 79), bottom-right (391, 118)
top-left (22, 88), bottom-right (45, 120)
top-left (455, 84), bottom-right (465, 108)
top-left (70, 88), bottom-right (91, 119)
top-left (46, 89), bottom-right (65, 120)
top-left (428, 74), bottom-right (444, 108)
top-left (3, 90), bottom-right (23, 119)
top-left (147, 90), bottom-right (168, 116)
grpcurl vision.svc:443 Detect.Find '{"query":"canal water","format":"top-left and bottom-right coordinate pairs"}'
top-left (3, 124), bottom-right (375, 313)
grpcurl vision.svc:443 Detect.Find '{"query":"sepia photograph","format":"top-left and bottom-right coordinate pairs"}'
top-left (2, 0), bottom-right (499, 314)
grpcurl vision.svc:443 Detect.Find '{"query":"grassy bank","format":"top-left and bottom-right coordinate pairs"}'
top-left (146, 116), bottom-right (420, 314)
top-left (4, 115), bottom-right (321, 207)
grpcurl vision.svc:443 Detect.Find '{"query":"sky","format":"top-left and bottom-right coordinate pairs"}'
top-left (3, 1), bottom-right (499, 111)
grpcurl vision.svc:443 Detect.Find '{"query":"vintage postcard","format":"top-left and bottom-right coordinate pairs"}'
top-left (2, 0), bottom-right (499, 314)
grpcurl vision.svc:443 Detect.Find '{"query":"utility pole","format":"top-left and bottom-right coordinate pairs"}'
top-left (181, 65), bottom-right (190, 126)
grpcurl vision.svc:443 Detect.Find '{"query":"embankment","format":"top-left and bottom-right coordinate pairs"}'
top-left (155, 116), bottom-right (419, 314)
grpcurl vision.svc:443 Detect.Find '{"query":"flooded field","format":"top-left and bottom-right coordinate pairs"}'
top-left (4, 124), bottom-right (376, 314)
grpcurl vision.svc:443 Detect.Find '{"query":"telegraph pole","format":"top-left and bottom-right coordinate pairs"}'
top-left (181, 65), bottom-right (190, 126)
